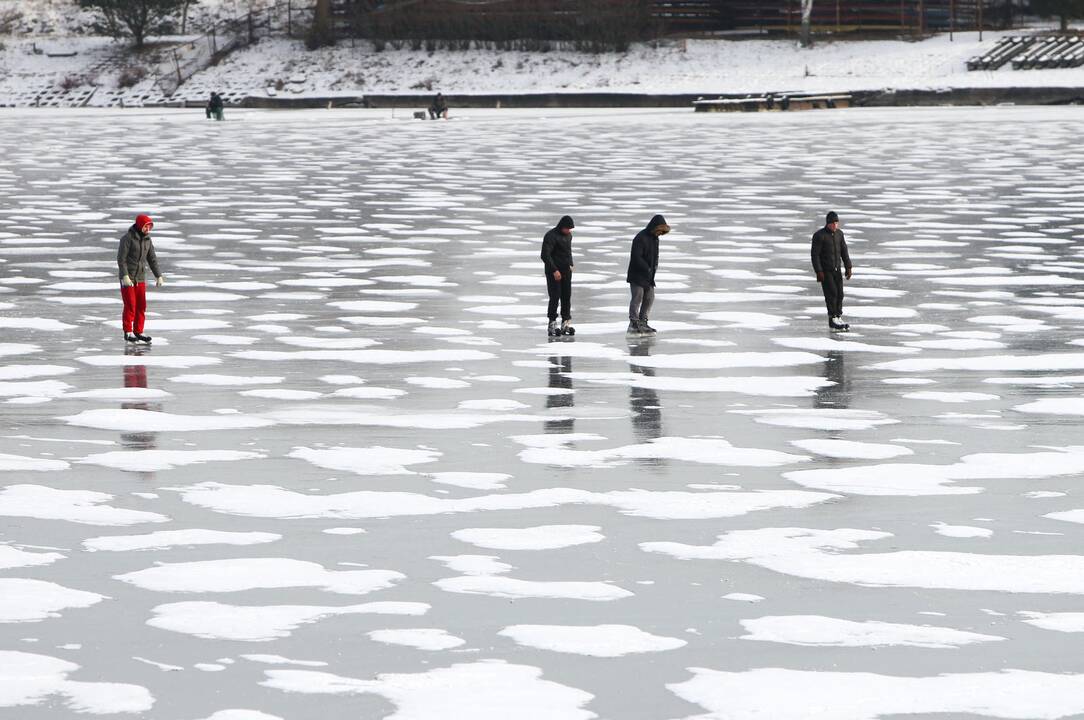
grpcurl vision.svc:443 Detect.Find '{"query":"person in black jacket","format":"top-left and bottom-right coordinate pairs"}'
top-left (811, 211), bottom-right (853, 331)
top-left (541, 215), bottom-right (576, 336)
top-left (117, 214), bottom-right (165, 344)
top-left (206, 92), bottom-right (224, 121)
top-left (626, 214), bottom-right (669, 336)
top-left (429, 92), bottom-right (448, 120)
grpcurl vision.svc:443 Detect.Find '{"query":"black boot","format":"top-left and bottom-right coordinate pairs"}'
top-left (134, 332), bottom-right (152, 344)
top-left (125, 332), bottom-right (139, 343)
top-left (548, 320), bottom-right (562, 337)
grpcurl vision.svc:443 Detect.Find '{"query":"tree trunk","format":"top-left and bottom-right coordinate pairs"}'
top-left (800, 0), bottom-right (814, 47)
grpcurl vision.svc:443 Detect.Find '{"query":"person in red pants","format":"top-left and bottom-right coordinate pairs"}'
top-left (117, 214), bottom-right (165, 343)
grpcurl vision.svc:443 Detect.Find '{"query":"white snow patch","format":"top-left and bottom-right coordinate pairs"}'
top-left (0, 651), bottom-right (154, 714)
top-left (452, 525), bottom-right (603, 551)
top-left (262, 661), bottom-right (593, 719)
top-left (739, 615), bottom-right (1004, 648)
top-left (501, 624), bottom-right (684, 658)
top-left (84, 530), bottom-right (280, 553)
top-left (0, 579), bottom-right (104, 623)
top-left (117, 559), bottom-right (403, 595)
top-left (368, 629), bottom-right (465, 651)
top-left (149, 601), bottom-right (428, 642)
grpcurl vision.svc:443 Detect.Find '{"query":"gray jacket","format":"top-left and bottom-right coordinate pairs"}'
top-left (117, 225), bottom-right (161, 283)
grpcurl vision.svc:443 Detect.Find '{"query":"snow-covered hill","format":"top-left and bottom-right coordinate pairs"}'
top-left (1, 0), bottom-right (1081, 108)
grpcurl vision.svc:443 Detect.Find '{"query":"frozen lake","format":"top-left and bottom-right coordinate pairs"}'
top-left (3, 105), bottom-right (1084, 719)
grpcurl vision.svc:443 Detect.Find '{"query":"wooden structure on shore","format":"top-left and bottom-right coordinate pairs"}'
top-left (693, 93), bottom-right (853, 112)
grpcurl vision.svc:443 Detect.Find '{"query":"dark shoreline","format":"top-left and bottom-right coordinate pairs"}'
top-left (220, 86), bottom-right (1084, 110)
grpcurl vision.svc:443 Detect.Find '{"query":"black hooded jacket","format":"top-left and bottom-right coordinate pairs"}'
top-left (541, 224), bottom-right (574, 274)
top-left (626, 215), bottom-right (665, 287)
top-left (810, 226), bottom-right (852, 274)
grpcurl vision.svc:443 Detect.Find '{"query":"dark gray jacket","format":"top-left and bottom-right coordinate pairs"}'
top-left (117, 225), bottom-right (161, 283)
top-left (626, 219), bottom-right (662, 288)
top-left (811, 226), bottom-right (851, 274)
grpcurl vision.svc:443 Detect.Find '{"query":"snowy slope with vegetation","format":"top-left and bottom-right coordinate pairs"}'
top-left (0, 0), bottom-right (1082, 107)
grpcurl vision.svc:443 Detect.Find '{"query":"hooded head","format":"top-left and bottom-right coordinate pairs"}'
top-left (135, 214), bottom-right (153, 235)
top-left (557, 215), bottom-right (575, 232)
top-left (647, 214), bottom-right (670, 236)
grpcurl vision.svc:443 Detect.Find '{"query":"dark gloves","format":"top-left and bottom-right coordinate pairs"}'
top-left (845, 268), bottom-right (853, 280)
top-left (816, 272), bottom-right (824, 282)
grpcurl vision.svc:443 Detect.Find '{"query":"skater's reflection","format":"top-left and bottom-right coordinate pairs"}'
top-left (814, 350), bottom-right (851, 410)
top-left (121, 345), bottom-right (158, 451)
top-left (545, 355), bottom-right (574, 434)
top-left (628, 339), bottom-right (662, 442)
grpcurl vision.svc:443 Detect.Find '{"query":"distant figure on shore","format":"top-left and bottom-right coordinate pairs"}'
top-left (206, 92), bottom-right (224, 121)
top-left (429, 92), bottom-right (448, 120)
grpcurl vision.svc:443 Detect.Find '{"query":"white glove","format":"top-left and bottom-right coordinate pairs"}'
top-left (155, 276), bottom-right (165, 287)
top-left (122, 275), bottom-right (134, 287)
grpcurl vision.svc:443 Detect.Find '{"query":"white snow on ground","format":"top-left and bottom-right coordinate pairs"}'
top-left (643, 527), bottom-right (1084, 594)
top-left (368, 629), bottom-right (466, 651)
top-left (0, 651), bottom-right (154, 714)
top-left (77, 450), bottom-right (262, 472)
top-left (0, 578), bottom-right (104, 622)
top-left (932, 522), bottom-right (993, 539)
top-left (149, 601), bottom-right (428, 641)
top-left (0, 545), bottom-right (63, 570)
top-left (0, 452), bottom-right (69, 471)
top-left (435, 575), bottom-right (633, 602)
top-left (668, 668), bottom-right (1084, 720)
top-left (499, 624), bottom-right (686, 657)
top-left (452, 525), bottom-right (604, 551)
top-left (739, 615), bottom-right (1004, 648)
top-left (0, 484), bottom-right (168, 525)
top-left (83, 529), bottom-right (280, 552)
top-left (288, 446), bottom-right (440, 475)
top-left (784, 448), bottom-right (1084, 496)
top-left (176, 482), bottom-right (835, 521)
top-left (5, 20), bottom-right (1084, 107)
top-left (262, 661), bottom-right (595, 720)
top-left (1019, 612), bottom-right (1084, 633)
top-left (117, 559), bottom-right (403, 595)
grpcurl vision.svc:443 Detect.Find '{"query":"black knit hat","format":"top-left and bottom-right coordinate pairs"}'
top-left (558, 215), bottom-right (575, 230)
top-left (826, 211), bottom-right (839, 224)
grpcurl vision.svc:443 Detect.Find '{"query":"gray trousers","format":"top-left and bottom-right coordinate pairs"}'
top-left (629, 283), bottom-right (655, 322)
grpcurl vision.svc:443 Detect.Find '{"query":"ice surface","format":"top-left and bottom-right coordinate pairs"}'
top-left (4, 106), bottom-right (1084, 719)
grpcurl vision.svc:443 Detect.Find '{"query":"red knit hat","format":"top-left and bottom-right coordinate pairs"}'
top-left (135, 214), bottom-right (153, 232)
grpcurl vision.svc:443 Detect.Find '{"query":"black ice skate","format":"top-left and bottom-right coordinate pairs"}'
top-left (134, 333), bottom-right (152, 344)
top-left (829, 317), bottom-right (849, 332)
top-left (125, 332), bottom-right (139, 343)
top-left (561, 319), bottom-right (575, 336)
top-left (548, 320), bottom-right (562, 337)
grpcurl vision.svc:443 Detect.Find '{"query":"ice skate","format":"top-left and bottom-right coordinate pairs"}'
top-left (561, 319), bottom-right (575, 336)
top-left (548, 320), bottom-right (562, 337)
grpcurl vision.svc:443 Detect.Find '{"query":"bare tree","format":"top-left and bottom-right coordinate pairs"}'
top-left (800, 0), bottom-right (814, 47)
top-left (78, 0), bottom-right (186, 48)
top-left (1031, 0), bottom-right (1084, 31)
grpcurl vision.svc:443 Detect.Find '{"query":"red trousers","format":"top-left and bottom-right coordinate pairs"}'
top-left (120, 282), bottom-right (147, 334)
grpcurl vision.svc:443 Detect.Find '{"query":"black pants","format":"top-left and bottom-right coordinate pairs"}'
top-left (546, 270), bottom-right (572, 321)
top-left (820, 270), bottom-right (844, 317)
